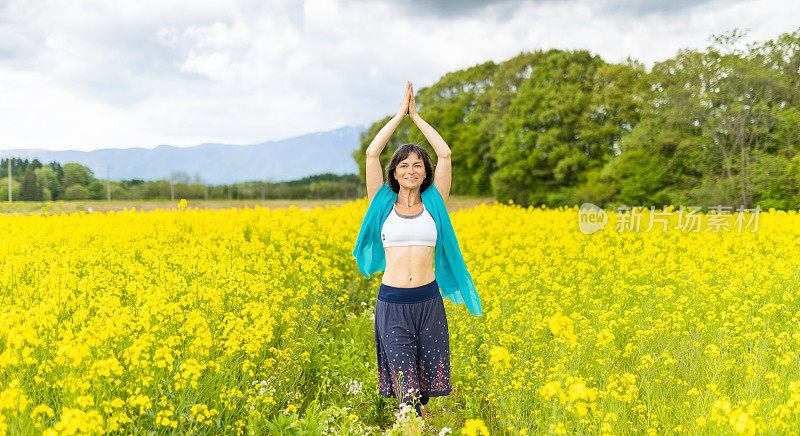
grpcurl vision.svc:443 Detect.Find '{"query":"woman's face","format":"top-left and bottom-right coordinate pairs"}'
top-left (394, 152), bottom-right (426, 190)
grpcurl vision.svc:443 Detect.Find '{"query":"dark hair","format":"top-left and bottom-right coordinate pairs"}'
top-left (385, 143), bottom-right (434, 194)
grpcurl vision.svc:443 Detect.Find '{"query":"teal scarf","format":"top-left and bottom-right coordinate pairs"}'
top-left (352, 183), bottom-right (482, 316)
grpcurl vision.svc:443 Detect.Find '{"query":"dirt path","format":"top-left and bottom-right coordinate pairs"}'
top-left (1, 197), bottom-right (497, 215)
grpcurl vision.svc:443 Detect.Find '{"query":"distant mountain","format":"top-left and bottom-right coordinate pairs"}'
top-left (2, 125), bottom-right (367, 184)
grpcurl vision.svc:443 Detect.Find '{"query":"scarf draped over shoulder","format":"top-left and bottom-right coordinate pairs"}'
top-left (352, 183), bottom-right (482, 316)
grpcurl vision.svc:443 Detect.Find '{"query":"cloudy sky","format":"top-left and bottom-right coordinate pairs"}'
top-left (0, 0), bottom-right (798, 152)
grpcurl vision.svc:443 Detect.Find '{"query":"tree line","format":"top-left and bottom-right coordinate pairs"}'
top-left (0, 158), bottom-right (360, 201)
top-left (6, 28), bottom-right (797, 208)
top-left (354, 28), bottom-right (800, 210)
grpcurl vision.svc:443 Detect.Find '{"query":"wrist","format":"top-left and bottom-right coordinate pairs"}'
top-left (410, 113), bottom-right (422, 122)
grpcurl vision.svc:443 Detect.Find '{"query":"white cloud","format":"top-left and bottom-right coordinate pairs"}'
top-left (0, 0), bottom-right (798, 150)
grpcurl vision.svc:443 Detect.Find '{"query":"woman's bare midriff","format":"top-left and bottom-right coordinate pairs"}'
top-left (382, 245), bottom-right (435, 288)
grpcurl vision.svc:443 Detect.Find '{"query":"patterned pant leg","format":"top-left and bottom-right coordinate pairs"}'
top-left (416, 296), bottom-right (452, 396)
top-left (375, 300), bottom-right (422, 403)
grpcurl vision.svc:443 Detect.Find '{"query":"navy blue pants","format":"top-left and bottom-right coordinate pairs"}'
top-left (374, 279), bottom-right (452, 414)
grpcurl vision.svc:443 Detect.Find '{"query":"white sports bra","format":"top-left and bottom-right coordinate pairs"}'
top-left (381, 203), bottom-right (437, 247)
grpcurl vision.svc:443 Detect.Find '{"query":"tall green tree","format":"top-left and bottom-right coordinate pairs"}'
top-left (29, 158), bottom-right (43, 171)
top-left (20, 169), bottom-right (43, 201)
top-left (491, 50), bottom-right (646, 206)
top-left (62, 163), bottom-right (94, 188)
top-left (351, 27), bottom-right (800, 209)
top-left (620, 28), bottom-right (800, 209)
top-left (0, 178), bottom-right (20, 201)
top-left (35, 166), bottom-right (60, 201)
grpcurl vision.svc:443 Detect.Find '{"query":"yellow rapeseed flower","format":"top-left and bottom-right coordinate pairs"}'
top-left (460, 418), bottom-right (490, 436)
top-left (0, 194), bottom-right (796, 433)
top-left (489, 346), bottom-right (511, 369)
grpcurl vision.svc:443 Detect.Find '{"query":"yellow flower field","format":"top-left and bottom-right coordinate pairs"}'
top-left (1, 200), bottom-right (799, 435)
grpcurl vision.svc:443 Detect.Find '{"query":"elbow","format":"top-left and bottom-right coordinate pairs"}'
top-left (438, 152), bottom-right (452, 159)
top-left (365, 149), bottom-right (380, 158)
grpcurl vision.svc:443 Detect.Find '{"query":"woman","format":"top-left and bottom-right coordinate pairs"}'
top-left (352, 81), bottom-right (483, 419)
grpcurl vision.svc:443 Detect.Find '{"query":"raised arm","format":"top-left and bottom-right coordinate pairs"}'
top-left (365, 82), bottom-right (411, 203)
top-left (408, 84), bottom-right (451, 202)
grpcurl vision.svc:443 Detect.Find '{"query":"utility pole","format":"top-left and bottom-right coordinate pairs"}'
top-left (205, 185), bottom-right (208, 201)
top-left (7, 157), bottom-right (11, 203)
top-left (170, 175), bottom-right (174, 201)
top-left (106, 165), bottom-right (111, 201)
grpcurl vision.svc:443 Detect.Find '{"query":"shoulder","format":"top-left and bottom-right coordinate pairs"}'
top-left (422, 184), bottom-right (442, 201)
top-left (422, 185), bottom-right (448, 212)
top-left (378, 183), bottom-right (393, 197)
top-left (370, 183), bottom-right (393, 204)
